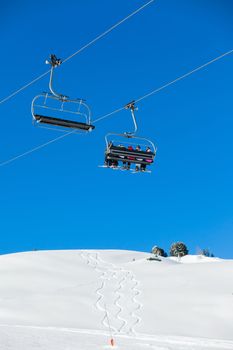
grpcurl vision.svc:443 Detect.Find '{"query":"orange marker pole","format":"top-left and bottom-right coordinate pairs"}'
top-left (105, 303), bottom-right (115, 347)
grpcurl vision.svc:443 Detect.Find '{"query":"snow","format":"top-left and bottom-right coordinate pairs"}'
top-left (0, 249), bottom-right (232, 349)
top-left (168, 254), bottom-right (221, 263)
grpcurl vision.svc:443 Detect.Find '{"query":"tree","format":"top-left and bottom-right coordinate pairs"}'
top-left (170, 242), bottom-right (188, 257)
top-left (200, 248), bottom-right (214, 257)
top-left (151, 245), bottom-right (167, 257)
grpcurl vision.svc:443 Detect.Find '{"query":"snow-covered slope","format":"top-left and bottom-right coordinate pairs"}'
top-left (0, 250), bottom-right (232, 350)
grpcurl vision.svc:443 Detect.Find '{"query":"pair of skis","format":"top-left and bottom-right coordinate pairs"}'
top-left (99, 165), bottom-right (151, 174)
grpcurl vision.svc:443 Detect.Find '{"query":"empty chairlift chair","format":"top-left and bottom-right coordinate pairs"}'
top-left (31, 54), bottom-right (95, 132)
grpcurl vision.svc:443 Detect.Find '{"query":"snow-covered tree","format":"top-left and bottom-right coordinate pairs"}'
top-left (170, 242), bottom-right (188, 257)
top-left (151, 246), bottom-right (167, 257)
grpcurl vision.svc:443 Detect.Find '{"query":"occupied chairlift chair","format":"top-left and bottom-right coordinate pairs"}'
top-left (31, 54), bottom-right (95, 132)
top-left (104, 101), bottom-right (157, 172)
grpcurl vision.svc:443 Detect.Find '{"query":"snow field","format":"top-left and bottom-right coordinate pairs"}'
top-left (0, 249), bottom-right (232, 349)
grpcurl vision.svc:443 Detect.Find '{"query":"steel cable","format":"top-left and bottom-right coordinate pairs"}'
top-left (0, 0), bottom-right (155, 105)
top-left (1, 48), bottom-right (232, 168)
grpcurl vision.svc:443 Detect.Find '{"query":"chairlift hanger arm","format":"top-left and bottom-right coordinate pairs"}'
top-left (124, 100), bottom-right (138, 135)
top-left (49, 66), bottom-right (60, 99)
top-left (46, 54), bottom-right (65, 100)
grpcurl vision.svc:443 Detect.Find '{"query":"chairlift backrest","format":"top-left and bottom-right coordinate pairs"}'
top-left (106, 143), bottom-right (155, 165)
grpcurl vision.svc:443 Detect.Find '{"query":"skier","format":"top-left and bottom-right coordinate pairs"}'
top-left (127, 145), bottom-right (134, 170)
top-left (135, 145), bottom-right (142, 171)
top-left (141, 146), bottom-right (152, 171)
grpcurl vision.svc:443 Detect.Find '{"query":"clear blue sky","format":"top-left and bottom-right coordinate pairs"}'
top-left (0, 0), bottom-right (232, 258)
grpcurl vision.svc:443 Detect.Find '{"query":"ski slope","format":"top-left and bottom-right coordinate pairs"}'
top-left (0, 250), bottom-right (232, 350)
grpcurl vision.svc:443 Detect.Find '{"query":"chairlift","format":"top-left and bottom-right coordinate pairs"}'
top-left (101, 101), bottom-right (157, 173)
top-left (31, 54), bottom-right (95, 132)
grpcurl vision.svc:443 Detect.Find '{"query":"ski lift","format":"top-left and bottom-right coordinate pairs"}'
top-left (31, 54), bottom-right (95, 132)
top-left (102, 101), bottom-right (157, 173)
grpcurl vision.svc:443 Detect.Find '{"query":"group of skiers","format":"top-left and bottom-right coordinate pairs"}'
top-left (105, 143), bottom-right (152, 172)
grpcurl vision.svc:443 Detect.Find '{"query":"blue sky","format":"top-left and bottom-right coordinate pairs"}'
top-left (0, 0), bottom-right (233, 258)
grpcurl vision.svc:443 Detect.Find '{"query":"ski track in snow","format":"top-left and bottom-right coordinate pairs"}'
top-left (81, 251), bottom-right (143, 336)
top-left (96, 252), bottom-right (143, 335)
top-left (81, 252), bottom-right (116, 332)
top-left (114, 274), bottom-right (128, 332)
top-left (129, 274), bottom-right (143, 333)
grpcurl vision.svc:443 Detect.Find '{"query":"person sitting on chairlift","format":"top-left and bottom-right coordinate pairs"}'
top-left (127, 145), bottom-right (134, 170)
top-left (141, 146), bottom-right (152, 172)
top-left (109, 142), bottom-right (118, 168)
top-left (118, 144), bottom-right (127, 169)
top-left (105, 141), bottom-right (113, 167)
top-left (146, 146), bottom-right (152, 158)
top-left (135, 145), bottom-right (142, 172)
top-left (112, 159), bottom-right (119, 168)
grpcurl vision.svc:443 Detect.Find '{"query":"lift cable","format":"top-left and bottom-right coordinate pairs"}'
top-left (0, 0), bottom-right (155, 106)
top-left (62, 0), bottom-right (155, 64)
top-left (0, 48), bottom-right (232, 168)
top-left (92, 48), bottom-right (233, 124)
top-left (0, 131), bottom-right (75, 167)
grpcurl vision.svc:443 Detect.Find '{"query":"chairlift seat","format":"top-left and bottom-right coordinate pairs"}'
top-left (106, 145), bottom-right (155, 165)
top-left (34, 114), bottom-right (95, 131)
